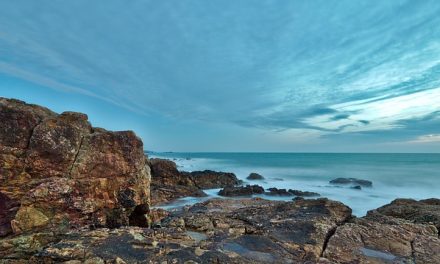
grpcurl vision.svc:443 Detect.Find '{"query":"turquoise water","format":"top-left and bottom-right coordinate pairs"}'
top-left (149, 153), bottom-right (440, 216)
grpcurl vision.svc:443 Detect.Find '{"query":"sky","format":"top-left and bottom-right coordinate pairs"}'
top-left (0, 0), bottom-right (439, 152)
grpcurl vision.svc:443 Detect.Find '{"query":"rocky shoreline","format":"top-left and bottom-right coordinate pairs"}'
top-left (1, 98), bottom-right (439, 263)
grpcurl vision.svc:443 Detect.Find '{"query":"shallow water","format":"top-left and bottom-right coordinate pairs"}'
top-left (150, 152), bottom-right (440, 216)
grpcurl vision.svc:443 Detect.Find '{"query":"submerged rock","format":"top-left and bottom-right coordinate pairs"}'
top-left (0, 97), bottom-right (151, 237)
top-left (288, 189), bottom-right (321, 197)
top-left (247, 172), bottom-right (265, 180)
top-left (218, 185), bottom-right (265, 197)
top-left (266, 187), bottom-right (292, 196)
top-left (330, 177), bottom-right (373, 187)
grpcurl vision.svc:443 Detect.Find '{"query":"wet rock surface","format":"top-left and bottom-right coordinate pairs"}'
top-left (0, 98), bottom-right (150, 237)
top-left (218, 185), bottom-right (265, 197)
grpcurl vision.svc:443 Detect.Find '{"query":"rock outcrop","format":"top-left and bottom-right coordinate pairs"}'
top-left (368, 198), bottom-right (440, 231)
top-left (149, 158), bottom-right (241, 205)
top-left (0, 98), bottom-right (151, 237)
top-left (149, 158), bottom-right (207, 205)
top-left (322, 198), bottom-right (440, 263)
top-left (4, 198), bottom-right (351, 263)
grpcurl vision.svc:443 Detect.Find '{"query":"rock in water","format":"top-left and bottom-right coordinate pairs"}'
top-left (0, 97), bottom-right (151, 237)
top-left (149, 158), bottom-right (206, 205)
top-left (149, 159), bottom-right (241, 205)
top-left (188, 170), bottom-right (241, 189)
top-left (218, 185), bottom-right (265, 196)
top-left (247, 172), bottom-right (265, 180)
top-left (288, 189), bottom-right (321, 197)
top-left (266, 187), bottom-right (292, 196)
top-left (329, 177), bottom-right (373, 187)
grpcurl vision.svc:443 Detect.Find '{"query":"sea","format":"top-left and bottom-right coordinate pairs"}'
top-left (148, 152), bottom-right (440, 216)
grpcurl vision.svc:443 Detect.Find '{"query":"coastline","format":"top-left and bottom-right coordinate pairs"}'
top-left (149, 152), bottom-right (440, 216)
top-left (1, 98), bottom-right (439, 263)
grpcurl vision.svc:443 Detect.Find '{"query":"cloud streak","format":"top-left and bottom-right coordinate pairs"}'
top-left (0, 0), bottom-right (439, 150)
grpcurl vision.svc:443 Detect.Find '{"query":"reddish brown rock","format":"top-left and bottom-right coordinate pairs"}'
top-left (323, 216), bottom-right (440, 263)
top-left (0, 192), bottom-right (20, 237)
top-left (0, 97), bottom-right (151, 237)
top-left (25, 112), bottom-right (92, 179)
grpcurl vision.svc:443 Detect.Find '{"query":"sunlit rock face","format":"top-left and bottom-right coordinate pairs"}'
top-left (0, 97), bottom-right (150, 237)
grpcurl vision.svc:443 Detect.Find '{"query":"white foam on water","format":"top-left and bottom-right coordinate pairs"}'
top-left (150, 153), bottom-right (440, 216)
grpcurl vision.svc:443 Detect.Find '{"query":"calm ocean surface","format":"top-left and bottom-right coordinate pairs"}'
top-left (149, 153), bottom-right (440, 216)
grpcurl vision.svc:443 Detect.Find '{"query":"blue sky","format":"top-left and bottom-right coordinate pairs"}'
top-left (0, 0), bottom-right (439, 152)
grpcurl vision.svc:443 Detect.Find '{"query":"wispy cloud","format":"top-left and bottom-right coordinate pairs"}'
top-left (0, 0), bottom-right (439, 151)
top-left (409, 134), bottom-right (440, 143)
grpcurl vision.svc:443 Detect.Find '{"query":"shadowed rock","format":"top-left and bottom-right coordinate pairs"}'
top-left (266, 187), bottom-right (292, 196)
top-left (218, 185), bottom-right (265, 197)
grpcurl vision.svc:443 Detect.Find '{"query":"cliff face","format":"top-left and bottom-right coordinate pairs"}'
top-left (0, 98), bottom-right (150, 237)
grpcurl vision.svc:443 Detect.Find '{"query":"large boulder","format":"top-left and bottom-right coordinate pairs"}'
top-left (0, 98), bottom-right (151, 237)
